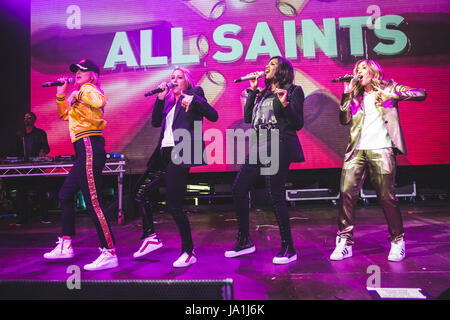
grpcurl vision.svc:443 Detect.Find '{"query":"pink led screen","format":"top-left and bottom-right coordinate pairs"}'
top-left (31, 0), bottom-right (450, 173)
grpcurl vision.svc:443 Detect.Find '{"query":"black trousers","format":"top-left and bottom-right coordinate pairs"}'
top-left (232, 155), bottom-right (294, 246)
top-left (134, 147), bottom-right (192, 254)
top-left (59, 136), bottom-right (115, 249)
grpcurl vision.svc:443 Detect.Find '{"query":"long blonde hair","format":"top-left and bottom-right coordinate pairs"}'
top-left (165, 67), bottom-right (196, 104)
top-left (351, 59), bottom-right (387, 98)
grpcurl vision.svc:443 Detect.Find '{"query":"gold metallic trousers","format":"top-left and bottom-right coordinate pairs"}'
top-left (337, 148), bottom-right (404, 244)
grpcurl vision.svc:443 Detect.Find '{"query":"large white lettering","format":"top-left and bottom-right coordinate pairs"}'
top-left (103, 15), bottom-right (409, 69)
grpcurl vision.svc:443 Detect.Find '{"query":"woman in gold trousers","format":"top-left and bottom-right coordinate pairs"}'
top-left (330, 59), bottom-right (426, 262)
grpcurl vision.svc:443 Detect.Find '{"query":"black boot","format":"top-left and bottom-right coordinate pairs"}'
top-left (273, 240), bottom-right (297, 265)
top-left (225, 232), bottom-right (256, 258)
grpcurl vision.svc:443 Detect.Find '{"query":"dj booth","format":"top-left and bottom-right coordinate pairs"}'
top-left (0, 156), bottom-right (126, 223)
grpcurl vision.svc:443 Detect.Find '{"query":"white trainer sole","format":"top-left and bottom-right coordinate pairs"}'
top-left (133, 242), bottom-right (163, 259)
top-left (273, 254), bottom-right (297, 265)
top-left (83, 259), bottom-right (119, 271)
top-left (224, 246), bottom-right (256, 258)
top-left (43, 253), bottom-right (74, 260)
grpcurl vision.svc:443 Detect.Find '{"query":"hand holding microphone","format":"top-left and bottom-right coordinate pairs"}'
top-left (42, 77), bottom-right (75, 87)
top-left (234, 71), bottom-right (265, 90)
top-left (55, 77), bottom-right (73, 97)
top-left (144, 82), bottom-right (177, 98)
top-left (333, 74), bottom-right (360, 93)
top-left (331, 75), bottom-right (359, 83)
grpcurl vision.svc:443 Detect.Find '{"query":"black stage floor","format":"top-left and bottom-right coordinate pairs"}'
top-left (0, 200), bottom-right (449, 300)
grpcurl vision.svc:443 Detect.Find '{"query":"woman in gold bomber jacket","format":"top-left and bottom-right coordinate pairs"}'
top-left (43, 59), bottom-right (118, 272)
top-left (330, 59), bottom-right (426, 263)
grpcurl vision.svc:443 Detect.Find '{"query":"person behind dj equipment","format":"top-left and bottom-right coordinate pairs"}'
top-left (330, 59), bottom-right (427, 262)
top-left (132, 67), bottom-right (218, 268)
top-left (43, 58), bottom-right (118, 271)
top-left (16, 112), bottom-right (50, 159)
top-left (225, 56), bottom-right (305, 265)
top-left (13, 112), bottom-right (51, 226)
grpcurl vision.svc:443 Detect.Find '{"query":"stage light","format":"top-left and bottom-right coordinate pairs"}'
top-left (187, 184), bottom-right (211, 192)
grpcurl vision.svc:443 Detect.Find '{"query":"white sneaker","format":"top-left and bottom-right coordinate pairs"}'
top-left (83, 248), bottom-right (119, 271)
top-left (224, 238), bottom-right (256, 258)
top-left (273, 253), bottom-right (297, 265)
top-left (330, 236), bottom-right (352, 261)
top-left (388, 238), bottom-right (406, 262)
top-left (43, 237), bottom-right (74, 260)
top-left (133, 234), bottom-right (163, 259)
top-left (173, 251), bottom-right (197, 268)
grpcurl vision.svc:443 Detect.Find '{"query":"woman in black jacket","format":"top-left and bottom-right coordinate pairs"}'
top-left (133, 68), bottom-right (218, 267)
top-left (225, 56), bottom-right (305, 264)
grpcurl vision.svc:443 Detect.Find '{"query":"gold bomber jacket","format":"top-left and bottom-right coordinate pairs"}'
top-left (56, 83), bottom-right (107, 143)
top-left (340, 80), bottom-right (427, 162)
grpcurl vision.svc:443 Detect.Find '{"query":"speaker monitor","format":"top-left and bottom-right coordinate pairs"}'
top-left (0, 279), bottom-right (233, 300)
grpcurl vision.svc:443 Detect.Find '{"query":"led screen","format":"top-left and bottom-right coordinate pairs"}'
top-left (31, 0), bottom-right (450, 172)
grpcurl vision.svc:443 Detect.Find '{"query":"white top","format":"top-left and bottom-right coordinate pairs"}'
top-left (356, 92), bottom-right (393, 150)
top-left (161, 104), bottom-right (176, 148)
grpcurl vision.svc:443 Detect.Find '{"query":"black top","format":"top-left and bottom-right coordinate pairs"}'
top-left (252, 91), bottom-right (278, 129)
top-left (244, 84), bottom-right (305, 164)
top-left (147, 86), bottom-right (218, 169)
top-left (16, 127), bottom-right (50, 158)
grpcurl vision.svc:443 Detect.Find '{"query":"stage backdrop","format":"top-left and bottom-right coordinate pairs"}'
top-left (30, 0), bottom-right (450, 173)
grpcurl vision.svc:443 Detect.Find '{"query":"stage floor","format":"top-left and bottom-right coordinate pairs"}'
top-left (1, 200), bottom-right (449, 300)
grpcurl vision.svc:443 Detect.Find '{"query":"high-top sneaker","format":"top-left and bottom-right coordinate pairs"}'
top-left (83, 248), bottom-right (119, 271)
top-left (133, 233), bottom-right (163, 259)
top-left (43, 237), bottom-right (74, 260)
top-left (273, 241), bottom-right (297, 265)
top-left (224, 233), bottom-right (256, 258)
top-left (330, 236), bottom-right (353, 261)
top-left (173, 251), bottom-right (197, 268)
top-left (388, 238), bottom-right (406, 262)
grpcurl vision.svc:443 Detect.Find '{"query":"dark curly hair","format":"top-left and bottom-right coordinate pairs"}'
top-left (264, 56), bottom-right (294, 89)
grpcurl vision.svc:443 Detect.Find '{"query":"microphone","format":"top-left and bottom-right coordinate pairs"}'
top-left (234, 71), bottom-right (265, 83)
top-left (144, 83), bottom-right (177, 96)
top-left (42, 78), bottom-right (75, 87)
top-left (331, 75), bottom-right (359, 83)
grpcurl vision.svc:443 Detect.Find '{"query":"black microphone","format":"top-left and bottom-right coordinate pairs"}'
top-left (234, 71), bottom-right (265, 83)
top-left (331, 75), bottom-right (359, 83)
top-left (144, 82), bottom-right (176, 96)
top-left (42, 78), bottom-right (75, 87)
